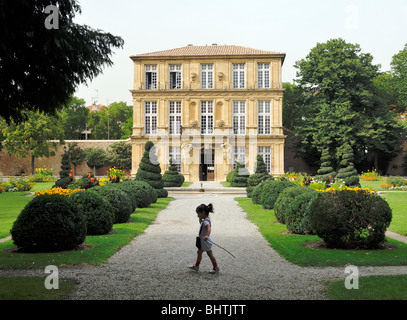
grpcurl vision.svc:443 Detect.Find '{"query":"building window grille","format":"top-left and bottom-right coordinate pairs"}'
top-left (144, 101), bottom-right (157, 135)
top-left (232, 63), bottom-right (245, 89)
top-left (169, 101), bottom-right (182, 135)
top-left (200, 101), bottom-right (213, 135)
top-left (232, 101), bottom-right (246, 135)
top-left (258, 101), bottom-right (271, 135)
top-left (257, 63), bottom-right (270, 88)
top-left (258, 146), bottom-right (271, 173)
top-left (233, 146), bottom-right (246, 169)
top-left (169, 146), bottom-right (182, 172)
top-left (145, 65), bottom-right (157, 90)
top-left (201, 64), bottom-right (214, 89)
top-left (169, 64), bottom-right (182, 89)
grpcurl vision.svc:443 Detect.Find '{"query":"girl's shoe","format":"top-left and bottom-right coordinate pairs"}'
top-left (188, 264), bottom-right (199, 272)
top-left (209, 266), bottom-right (219, 274)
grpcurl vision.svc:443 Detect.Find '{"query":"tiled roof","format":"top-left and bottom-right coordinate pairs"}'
top-left (130, 45), bottom-right (285, 58)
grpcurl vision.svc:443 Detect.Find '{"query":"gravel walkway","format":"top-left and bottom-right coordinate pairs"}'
top-left (1, 192), bottom-right (407, 300)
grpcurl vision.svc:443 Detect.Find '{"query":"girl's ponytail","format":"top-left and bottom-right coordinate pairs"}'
top-left (207, 203), bottom-right (214, 213)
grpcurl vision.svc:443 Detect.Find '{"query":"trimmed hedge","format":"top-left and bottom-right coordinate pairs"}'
top-left (274, 186), bottom-right (313, 224)
top-left (69, 190), bottom-right (114, 235)
top-left (163, 158), bottom-right (184, 187)
top-left (11, 194), bottom-right (86, 252)
top-left (284, 188), bottom-right (319, 235)
top-left (89, 185), bottom-right (133, 224)
top-left (308, 190), bottom-right (392, 249)
top-left (259, 180), bottom-right (297, 209)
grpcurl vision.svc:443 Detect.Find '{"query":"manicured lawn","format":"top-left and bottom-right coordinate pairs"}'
top-left (0, 277), bottom-right (78, 300)
top-left (359, 180), bottom-right (387, 191)
top-left (0, 182), bottom-right (54, 238)
top-left (0, 196), bottom-right (174, 269)
top-left (325, 275), bottom-right (407, 300)
top-left (382, 193), bottom-right (407, 236)
top-left (236, 196), bottom-right (407, 267)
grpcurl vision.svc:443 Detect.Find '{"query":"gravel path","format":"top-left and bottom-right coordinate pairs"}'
top-left (1, 192), bottom-right (407, 300)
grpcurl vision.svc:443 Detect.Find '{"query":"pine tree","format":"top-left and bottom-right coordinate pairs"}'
top-left (136, 141), bottom-right (167, 197)
top-left (162, 158), bottom-right (185, 187)
top-left (315, 148), bottom-right (336, 184)
top-left (336, 143), bottom-right (360, 187)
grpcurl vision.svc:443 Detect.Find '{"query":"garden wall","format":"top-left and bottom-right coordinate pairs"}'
top-left (0, 139), bottom-right (129, 177)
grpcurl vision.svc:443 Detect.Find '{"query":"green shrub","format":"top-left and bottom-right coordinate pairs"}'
top-left (127, 180), bottom-right (158, 207)
top-left (251, 179), bottom-right (273, 204)
top-left (284, 189), bottom-right (319, 235)
top-left (162, 158), bottom-right (184, 187)
top-left (308, 190), bottom-right (392, 249)
top-left (259, 180), bottom-right (296, 209)
top-left (230, 162), bottom-right (250, 187)
top-left (10, 194), bottom-right (86, 252)
top-left (274, 186), bottom-right (311, 224)
top-left (89, 186), bottom-right (133, 223)
top-left (69, 191), bottom-right (114, 235)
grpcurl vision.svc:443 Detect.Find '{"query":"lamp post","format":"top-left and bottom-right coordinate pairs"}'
top-left (108, 113), bottom-right (110, 140)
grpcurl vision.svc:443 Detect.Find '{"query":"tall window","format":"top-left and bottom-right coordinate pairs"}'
top-left (169, 64), bottom-right (182, 89)
top-left (257, 63), bottom-right (270, 88)
top-left (169, 101), bottom-right (182, 135)
top-left (145, 65), bottom-right (157, 90)
top-left (144, 101), bottom-right (157, 135)
top-left (233, 146), bottom-right (246, 169)
top-left (201, 64), bottom-right (214, 89)
top-left (232, 101), bottom-right (246, 135)
top-left (258, 147), bottom-right (271, 173)
top-left (258, 101), bottom-right (271, 135)
top-left (232, 63), bottom-right (245, 89)
top-left (200, 101), bottom-right (213, 135)
top-left (169, 146), bottom-right (181, 172)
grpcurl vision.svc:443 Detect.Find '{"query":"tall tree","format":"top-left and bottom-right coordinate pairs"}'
top-left (59, 96), bottom-right (90, 139)
top-left (293, 38), bottom-right (404, 172)
top-left (1, 111), bottom-right (64, 173)
top-left (0, 0), bottom-right (124, 123)
top-left (390, 43), bottom-right (407, 114)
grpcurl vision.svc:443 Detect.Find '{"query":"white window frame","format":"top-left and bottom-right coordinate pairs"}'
top-left (258, 147), bottom-right (271, 173)
top-left (257, 63), bottom-right (270, 89)
top-left (169, 64), bottom-right (182, 89)
top-left (169, 146), bottom-right (182, 172)
top-left (232, 63), bottom-right (245, 89)
top-left (200, 101), bottom-right (213, 135)
top-left (169, 101), bottom-right (182, 135)
top-left (233, 146), bottom-right (246, 169)
top-left (144, 101), bottom-right (157, 135)
top-left (232, 101), bottom-right (246, 135)
top-left (257, 101), bottom-right (271, 135)
top-left (201, 64), bottom-right (214, 89)
top-left (145, 65), bottom-right (157, 90)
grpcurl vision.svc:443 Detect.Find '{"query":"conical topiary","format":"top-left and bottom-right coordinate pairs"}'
top-left (246, 154), bottom-right (273, 197)
top-left (314, 148), bottom-right (336, 184)
top-left (136, 141), bottom-right (168, 198)
top-left (230, 162), bottom-right (250, 187)
top-left (53, 151), bottom-right (73, 189)
top-left (336, 143), bottom-right (360, 187)
top-left (162, 158), bottom-right (185, 187)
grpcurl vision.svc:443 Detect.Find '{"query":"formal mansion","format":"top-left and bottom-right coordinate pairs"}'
top-left (129, 44), bottom-right (286, 182)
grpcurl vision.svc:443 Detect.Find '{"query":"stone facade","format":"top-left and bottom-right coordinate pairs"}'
top-left (129, 45), bottom-right (287, 182)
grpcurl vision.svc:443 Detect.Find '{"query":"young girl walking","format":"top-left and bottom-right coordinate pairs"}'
top-left (188, 203), bottom-right (219, 274)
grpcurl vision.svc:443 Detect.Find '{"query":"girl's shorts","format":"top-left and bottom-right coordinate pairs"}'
top-left (200, 237), bottom-right (213, 251)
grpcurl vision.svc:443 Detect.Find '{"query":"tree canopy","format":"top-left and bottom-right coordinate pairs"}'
top-left (0, 0), bottom-right (124, 123)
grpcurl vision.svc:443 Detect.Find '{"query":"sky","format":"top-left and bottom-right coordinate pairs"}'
top-left (73, 0), bottom-right (407, 107)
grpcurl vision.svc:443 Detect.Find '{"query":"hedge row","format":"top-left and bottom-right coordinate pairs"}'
top-left (250, 179), bottom-right (392, 249)
top-left (10, 180), bottom-right (159, 252)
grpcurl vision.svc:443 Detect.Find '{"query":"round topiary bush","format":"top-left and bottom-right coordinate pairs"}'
top-left (10, 194), bottom-right (86, 252)
top-left (274, 186), bottom-right (313, 224)
top-left (251, 179), bottom-right (274, 204)
top-left (69, 190), bottom-right (114, 235)
top-left (109, 182), bottom-right (138, 213)
top-left (308, 190), bottom-right (392, 249)
top-left (89, 186), bottom-right (133, 224)
top-left (259, 180), bottom-right (296, 209)
top-left (127, 180), bottom-right (158, 207)
top-left (284, 189), bottom-right (320, 235)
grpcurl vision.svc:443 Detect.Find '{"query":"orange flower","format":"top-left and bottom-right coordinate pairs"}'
top-left (91, 178), bottom-right (95, 182)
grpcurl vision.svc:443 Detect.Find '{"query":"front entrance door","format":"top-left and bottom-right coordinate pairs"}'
top-left (200, 148), bottom-right (214, 181)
